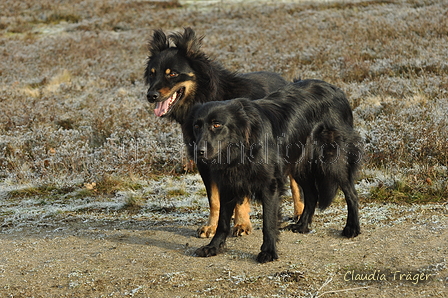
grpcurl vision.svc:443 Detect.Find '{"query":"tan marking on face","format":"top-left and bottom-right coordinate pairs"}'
top-left (158, 87), bottom-right (171, 97)
top-left (179, 80), bottom-right (197, 100)
top-left (157, 80), bottom-right (198, 100)
top-left (150, 68), bottom-right (155, 74)
top-left (187, 72), bottom-right (195, 77)
top-left (165, 68), bottom-right (171, 75)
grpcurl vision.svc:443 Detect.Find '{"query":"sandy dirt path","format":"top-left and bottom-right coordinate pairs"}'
top-left (0, 202), bottom-right (446, 297)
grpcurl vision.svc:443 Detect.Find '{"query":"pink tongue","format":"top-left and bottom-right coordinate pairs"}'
top-left (154, 99), bottom-right (170, 117)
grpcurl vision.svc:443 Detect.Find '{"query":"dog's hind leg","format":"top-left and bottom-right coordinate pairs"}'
top-left (232, 197), bottom-right (253, 236)
top-left (285, 181), bottom-right (318, 234)
top-left (290, 175), bottom-right (304, 221)
top-left (340, 181), bottom-right (361, 238)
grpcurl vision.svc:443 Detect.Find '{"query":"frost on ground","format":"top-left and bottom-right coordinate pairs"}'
top-left (0, 174), bottom-right (205, 231)
top-left (1, 172), bottom-right (447, 243)
top-left (1, 173), bottom-right (446, 235)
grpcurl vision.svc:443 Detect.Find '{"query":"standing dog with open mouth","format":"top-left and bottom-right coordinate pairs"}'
top-left (144, 27), bottom-right (304, 238)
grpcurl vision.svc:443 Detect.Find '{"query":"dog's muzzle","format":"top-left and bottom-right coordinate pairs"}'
top-left (147, 90), bottom-right (160, 103)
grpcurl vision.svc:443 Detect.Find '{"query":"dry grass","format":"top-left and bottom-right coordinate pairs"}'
top-left (0, 0), bottom-right (447, 202)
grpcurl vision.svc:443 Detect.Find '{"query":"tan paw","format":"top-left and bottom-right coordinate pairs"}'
top-left (197, 225), bottom-right (217, 238)
top-left (232, 223), bottom-right (252, 237)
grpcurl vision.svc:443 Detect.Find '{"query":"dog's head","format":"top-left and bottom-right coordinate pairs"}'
top-left (144, 28), bottom-right (203, 119)
top-left (183, 99), bottom-right (261, 165)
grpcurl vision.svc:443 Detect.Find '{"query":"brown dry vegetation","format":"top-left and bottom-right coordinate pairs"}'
top-left (1, 0), bottom-right (447, 201)
top-left (0, 0), bottom-right (447, 297)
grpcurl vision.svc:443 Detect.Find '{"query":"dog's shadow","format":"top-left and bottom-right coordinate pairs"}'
top-left (325, 228), bottom-right (349, 238)
top-left (64, 218), bottom-right (203, 253)
top-left (280, 222), bottom-right (352, 240)
top-left (104, 225), bottom-right (260, 261)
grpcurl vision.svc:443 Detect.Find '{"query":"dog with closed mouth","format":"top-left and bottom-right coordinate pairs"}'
top-left (183, 79), bottom-right (363, 263)
top-left (144, 27), bottom-right (304, 238)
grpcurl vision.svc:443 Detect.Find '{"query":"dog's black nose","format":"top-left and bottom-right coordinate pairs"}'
top-left (147, 90), bottom-right (160, 102)
top-left (198, 145), bottom-right (207, 157)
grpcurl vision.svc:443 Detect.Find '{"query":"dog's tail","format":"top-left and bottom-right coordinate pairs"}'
top-left (310, 122), bottom-right (343, 210)
top-left (309, 121), bottom-right (363, 209)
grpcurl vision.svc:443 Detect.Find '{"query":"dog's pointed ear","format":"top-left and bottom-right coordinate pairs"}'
top-left (148, 29), bottom-right (170, 57)
top-left (231, 99), bottom-right (260, 146)
top-left (182, 103), bottom-right (202, 144)
top-left (170, 27), bottom-right (203, 58)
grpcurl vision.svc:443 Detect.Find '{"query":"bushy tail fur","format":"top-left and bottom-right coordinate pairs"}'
top-left (310, 121), bottom-right (363, 209)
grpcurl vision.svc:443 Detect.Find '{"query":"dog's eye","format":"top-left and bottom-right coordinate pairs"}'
top-left (212, 123), bottom-right (221, 129)
top-left (167, 72), bottom-right (178, 78)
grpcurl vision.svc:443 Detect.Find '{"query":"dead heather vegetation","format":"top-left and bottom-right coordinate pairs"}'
top-left (0, 0), bottom-right (447, 205)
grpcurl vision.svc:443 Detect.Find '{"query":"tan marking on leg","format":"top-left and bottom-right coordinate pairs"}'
top-left (208, 181), bottom-right (220, 226)
top-left (197, 181), bottom-right (219, 238)
top-left (290, 175), bottom-right (304, 219)
top-left (232, 197), bottom-right (252, 236)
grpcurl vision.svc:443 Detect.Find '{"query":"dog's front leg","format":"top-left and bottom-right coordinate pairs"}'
top-left (196, 163), bottom-right (219, 238)
top-left (195, 192), bottom-right (236, 257)
top-left (232, 196), bottom-right (252, 236)
top-left (257, 186), bottom-right (280, 263)
top-left (198, 181), bottom-right (220, 238)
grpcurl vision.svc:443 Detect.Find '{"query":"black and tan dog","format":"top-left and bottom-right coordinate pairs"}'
top-left (144, 27), bottom-right (304, 238)
top-left (183, 80), bottom-right (363, 263)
